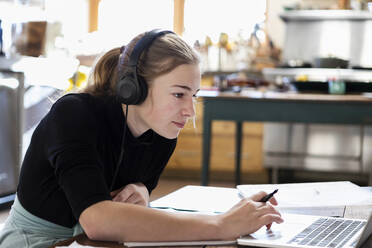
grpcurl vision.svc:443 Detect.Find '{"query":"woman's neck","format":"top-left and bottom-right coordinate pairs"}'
top-left (122, 104), bottom-right (149, 138)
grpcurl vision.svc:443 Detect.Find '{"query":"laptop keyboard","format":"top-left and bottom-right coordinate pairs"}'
top-left (287, 217), bottom-right (366, 247)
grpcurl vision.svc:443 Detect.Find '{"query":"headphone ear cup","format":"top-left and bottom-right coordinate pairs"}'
top-left (136, 75), bottom-right (148, 105)
top-left (117, 73), bottom-right (139, 105)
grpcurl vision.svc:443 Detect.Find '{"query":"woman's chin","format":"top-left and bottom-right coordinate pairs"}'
top-left (158, 129), bottom-right (181, 139)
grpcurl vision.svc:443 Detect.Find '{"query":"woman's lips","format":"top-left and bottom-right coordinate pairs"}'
top-left (173, 121), bottom-right (186, 128)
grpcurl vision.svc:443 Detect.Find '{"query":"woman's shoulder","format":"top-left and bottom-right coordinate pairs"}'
top-left (53, 93), bottom-right (92, 107)
top-left (52, 92), bottom-right (110, 111)
top-left (53, 93), bottom-right (116, 109)
top-left (48, 93), bottom-right (120, 124)
top-left (48, 93), bottom-right (99, 119)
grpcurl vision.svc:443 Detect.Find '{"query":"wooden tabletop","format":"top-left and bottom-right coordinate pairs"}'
top-left (52, 233), bottom-right (123, 247)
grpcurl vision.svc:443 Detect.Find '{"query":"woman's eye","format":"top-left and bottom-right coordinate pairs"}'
top-left (173, 93), bottom-right (184, 98)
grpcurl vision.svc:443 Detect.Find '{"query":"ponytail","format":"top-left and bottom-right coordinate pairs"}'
top-left (82, 47), bottom-right (122, 97)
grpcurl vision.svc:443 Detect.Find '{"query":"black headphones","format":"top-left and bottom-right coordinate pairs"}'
top-left (116, 29), bottom-right (174, 105)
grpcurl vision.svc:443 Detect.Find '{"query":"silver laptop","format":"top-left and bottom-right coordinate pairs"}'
top-left (238, 213), bottom-right (372, 248)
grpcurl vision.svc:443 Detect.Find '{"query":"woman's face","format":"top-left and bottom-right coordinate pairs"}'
top-left (133, 64), bottom-right (200, 139)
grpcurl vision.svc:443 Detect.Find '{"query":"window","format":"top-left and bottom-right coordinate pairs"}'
top-left (97, 0), bottom-right (173, 48)
top-left (183, 0), bottom-right (266, 44)
top-left (44, 0), bottom-right (89, 41)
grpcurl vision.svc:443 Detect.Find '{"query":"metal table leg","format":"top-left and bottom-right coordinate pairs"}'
top-left (202, 116), bottom-right (212, 186)
top-left (235, 121), bottom-right (242, 185)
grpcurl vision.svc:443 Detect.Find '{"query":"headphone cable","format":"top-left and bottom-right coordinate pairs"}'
top-left (110, 104), bottom-right (128, 191)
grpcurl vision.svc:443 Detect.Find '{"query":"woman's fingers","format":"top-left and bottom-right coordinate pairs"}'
top-left (248, 191), bottom-right (279, 206)
top-left (260, 213), bottom-right (284, 226)
top-left (258, 202), bottom-right (281, 216)
top-left (269, 196), bottom-right (278, 205)
top-left (243, 199), bottom-right (283, 231)
top-left (125, 193), bottom-right (142, 204)
top-left (112, 187), bottom-right (133, 202)
top-left (111, 183), bottom-right (148, 206)
top-left (110, 187), bottom-right (123, 197)
top-left (249, 191), bottom-right (268, 202)
top-left (255, 204), bottom-right (283, 230)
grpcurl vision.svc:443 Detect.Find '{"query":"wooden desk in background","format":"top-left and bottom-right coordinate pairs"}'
top-left (52, 204), bottom-right (372, 248)
top-left (199, 90), bottom-right (372, 186)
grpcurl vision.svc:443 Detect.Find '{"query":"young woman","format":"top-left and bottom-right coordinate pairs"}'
top-left (0, 30), bottom-right (283, 248)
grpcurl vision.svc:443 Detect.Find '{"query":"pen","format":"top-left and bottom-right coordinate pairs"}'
top-left (259, 189), bottom-right (278, 202)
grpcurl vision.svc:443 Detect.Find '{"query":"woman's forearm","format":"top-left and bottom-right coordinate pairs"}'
top-left (80, 192), bottom-right (283, 243)
top-left (79, 200), bottom-right (221, 242)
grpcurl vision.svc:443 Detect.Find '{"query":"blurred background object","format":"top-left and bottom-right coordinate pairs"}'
top-left (13, 21), bottom-right (47, 57)
top-left (0, 19), bottom-right (4, 56)
top-left (279, 10), bottom-right (372, 69)
top-left (0, 71), bottom-right (23, 203)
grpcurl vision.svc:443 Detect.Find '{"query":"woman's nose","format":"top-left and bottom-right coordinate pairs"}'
top-left (182, 98), bottom-right (195, 117)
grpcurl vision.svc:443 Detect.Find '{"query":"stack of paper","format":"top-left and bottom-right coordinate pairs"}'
top-left (237, 181), bottom-right (372, 216)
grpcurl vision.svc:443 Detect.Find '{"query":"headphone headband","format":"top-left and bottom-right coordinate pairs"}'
top-left (128, 29), bottom-right (174, 67)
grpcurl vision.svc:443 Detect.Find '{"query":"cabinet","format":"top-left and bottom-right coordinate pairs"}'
top-left (0, 70), bottom-right (23, 204)
top-left (166, 100), bottom-right (264, 174)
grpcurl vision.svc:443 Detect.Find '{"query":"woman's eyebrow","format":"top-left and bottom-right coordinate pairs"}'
top-left (172, 85), bottom-right (200, 94)
top-left (172, 85), bottom-right (192, 91)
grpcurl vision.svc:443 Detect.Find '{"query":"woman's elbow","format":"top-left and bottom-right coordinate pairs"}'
top-left (79, 201), bottom-right (112, 241)
top-left (83, 224), bottom-right (102, 240)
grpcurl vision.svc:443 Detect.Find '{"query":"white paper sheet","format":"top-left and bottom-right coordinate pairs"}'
top-left (150, 185), bottom-right (240, 214)
top-left (124, 239), bottom-right (236, 247)
top-left (56, 241), bottom-right (104, 248)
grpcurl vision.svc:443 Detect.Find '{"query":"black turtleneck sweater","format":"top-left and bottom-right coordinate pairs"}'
top-left (17, 93), bottom-right (177, 228)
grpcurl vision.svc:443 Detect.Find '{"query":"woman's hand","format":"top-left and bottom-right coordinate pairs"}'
top-left (110, 183), bottom-right (150, 206)
top-left (217, 191), bottom-right (284, 240)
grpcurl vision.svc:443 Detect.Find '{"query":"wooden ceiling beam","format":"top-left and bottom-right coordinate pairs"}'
top-left (89, 0), bottom-right (100, 32)
top-left (173, 0), bottom-right (185, 35)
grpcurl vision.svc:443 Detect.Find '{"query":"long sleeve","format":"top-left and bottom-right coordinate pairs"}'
top-left (45, 95), bottom-right (111, 220)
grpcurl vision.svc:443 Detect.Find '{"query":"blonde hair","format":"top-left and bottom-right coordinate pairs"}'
top-left (82, 32), bottom-right (200, 97)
